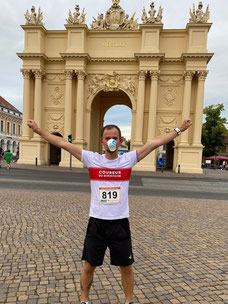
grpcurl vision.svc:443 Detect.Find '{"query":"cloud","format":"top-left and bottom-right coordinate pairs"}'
top-left (0, 0), bottom-right (227, 123)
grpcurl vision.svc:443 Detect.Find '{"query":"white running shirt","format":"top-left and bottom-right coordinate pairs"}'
top-left (81, 150), bottom-right (138, 220)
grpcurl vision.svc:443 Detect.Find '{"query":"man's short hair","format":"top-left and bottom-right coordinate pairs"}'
top-left (100, 125), bottom-right (122, 139)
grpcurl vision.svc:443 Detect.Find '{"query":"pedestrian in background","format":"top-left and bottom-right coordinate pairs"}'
top-left (5, 149), bottom-right (12, 169)
top-left (0, 147), bottom-right (4, 168)
top-left (15, 148), bottom-right (19, 162)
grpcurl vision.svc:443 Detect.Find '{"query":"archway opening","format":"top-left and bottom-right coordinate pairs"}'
top-left (49, 133), bottom-right (63, 165)
top-left (12, 141), bottom-right (17, 154)
top-left (6, 140), bottom-right (11, 151)
top-left (90, 90), bottom-right (132, 153)
top-left (0, 139), bottom-right (4, 149)
top-left (156, 140), bottom-right (174, 170)
top-left (104, 104), bottom-right (132, 154)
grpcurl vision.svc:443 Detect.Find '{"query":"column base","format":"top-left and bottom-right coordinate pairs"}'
top-left (174, 144), bottom-right (203, 174)
top-left (132, 150), bottom-right (156, 172)
top-left (59, 147), bottom-right (85, 168)
top-left (18, 137), bottom-right (47, 165)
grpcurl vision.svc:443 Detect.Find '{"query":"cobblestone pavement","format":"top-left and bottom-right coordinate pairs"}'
top-left (0, 190), bottom-right (227, 304)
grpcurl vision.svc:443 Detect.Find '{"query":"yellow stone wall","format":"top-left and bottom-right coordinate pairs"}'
top-left (17, 6), bottom-right (213, 173)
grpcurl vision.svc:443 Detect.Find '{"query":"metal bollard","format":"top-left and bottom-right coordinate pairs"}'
top-left (178, 164), bottom-right (180, 174)
top-left (161, 164), bottom-right (164, 173)
top-left (48, 159), bottom-right (51, 167)
top-left (35, 157), bottom-right (38, 166)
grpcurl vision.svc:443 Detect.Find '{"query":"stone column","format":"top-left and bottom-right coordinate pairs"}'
top-left (147, 70), bottom-right (160, 141)
top-left (193, 70), bottom-right (208, 145)
top-left (180, 70), bottom-right (195, 145)
top-left (134, 70), bottom-right (147, 145)
top-left (64, 70), bottom-right (74, 138)
top-left (33, 69), bottom-right (45, 138)
top-left (75, 70), bottom-right (86, 143)
top-left (20, 69), bottom-right (31, 139)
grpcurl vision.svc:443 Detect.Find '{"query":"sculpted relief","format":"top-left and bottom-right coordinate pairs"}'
top-left (24, 6), bottom-right (44, 26)
top-left (189, 2), bottom-right (210, 23)
top-left (157, 116), bottom-right (178, 136)
top-left (66, 5), bottom-right (86, 25)
top-left (50, 86), bottom-right (64, 105)
top-left (46, 113), bottom-right (64, 135)
top-left (91, 0), bottom-right (138, 30)
top-left (141, 2), bottom-right (163, 24)
top-left (162, 88), bottom-right (177, 107)
top-left (87, 73), bottom-right (137, 99)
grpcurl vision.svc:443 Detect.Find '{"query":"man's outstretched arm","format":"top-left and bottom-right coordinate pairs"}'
top-left (27, 120), bottom-right (82, 161)
top-left (137, 119), bottom-right (192, 162)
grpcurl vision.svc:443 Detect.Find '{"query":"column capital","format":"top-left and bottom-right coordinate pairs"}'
top-left (137, 70), bottom-right (147, 80)
top-left (76, 70), bottom-right (87, 80)
top-left (20, 69), bottom-right (31, 79)
top-left (197, 70), bottom-right (208, 81)
top-left (32, 69), bottom-right (45, 79)
top-left (64, 69), bottom-right (74, 80)
top-left (149, 70), bottom-right (160, 80)
top-left (183, 70), bottom-right (195, 81)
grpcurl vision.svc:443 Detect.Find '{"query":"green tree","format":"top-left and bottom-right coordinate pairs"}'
top-left (202, 104), bottom-right (227, 157)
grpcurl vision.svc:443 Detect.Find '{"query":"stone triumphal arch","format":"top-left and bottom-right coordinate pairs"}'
top-left (18, 0), bottom-right (213, 173)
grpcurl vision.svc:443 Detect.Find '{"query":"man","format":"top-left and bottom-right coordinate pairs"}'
top-left (27, 119), bottom-right (192, 304)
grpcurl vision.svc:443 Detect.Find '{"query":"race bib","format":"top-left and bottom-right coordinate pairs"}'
top-left (99, 187), bottom-right (120, 204)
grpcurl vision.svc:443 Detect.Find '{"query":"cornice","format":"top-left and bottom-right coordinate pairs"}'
top-left (64, 24), bottom-right (89, 31)
top-left (134, 53), bottom-right (165, 60)
top-left (162, 58), bottom-right (182, 63)
top-left (60, 53), bottom-right (91, 61)
top-left (139, 24), bottom-right (163, 30)
top-left (17, 53), bottom-right (48, 60)
top-left (181, 53), bottom-right (214, 63)
top-left (90, 57), bottom-right (137, 63)
top-left (21, 25), bottom-right (47, 33)
top-left (186, 23), bottom-right (213, 31)
top-left (47, 57), bottom-right (64, 62)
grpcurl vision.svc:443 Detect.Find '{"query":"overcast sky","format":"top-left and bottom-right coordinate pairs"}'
top-left (0, 0), bottom-right (227, 139)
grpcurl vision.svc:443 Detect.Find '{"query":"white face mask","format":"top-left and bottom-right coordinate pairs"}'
top-left (107, 139), bottom-right (116, 152)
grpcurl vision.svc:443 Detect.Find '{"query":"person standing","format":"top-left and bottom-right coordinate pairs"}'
top-left (5, 149), bottom-right (12, 169)
top-left (27, 118), bottom-right (192, 304)
top-left (0, 147), bottom-right (4, 168)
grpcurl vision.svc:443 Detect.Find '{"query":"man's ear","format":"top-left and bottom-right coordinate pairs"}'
top-left (120, 136), bottom-right (123, 143)
top-left (100, 138), bottom-right (103, 145)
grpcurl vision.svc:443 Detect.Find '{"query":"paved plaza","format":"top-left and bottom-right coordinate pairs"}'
top-left (0, 189), bottom-right (227, 304)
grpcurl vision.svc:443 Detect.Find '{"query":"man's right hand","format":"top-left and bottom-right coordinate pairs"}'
top-left (27, 120), bottom-right (39, 133)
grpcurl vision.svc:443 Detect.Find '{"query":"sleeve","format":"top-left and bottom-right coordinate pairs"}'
top-left (125, 150), bottom-right (138, 168)
top-left (81, 150), bottom-right (95, 168)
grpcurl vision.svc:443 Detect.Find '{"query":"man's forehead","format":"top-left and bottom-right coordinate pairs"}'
top-left (103, 128), bottom-right (119, 137)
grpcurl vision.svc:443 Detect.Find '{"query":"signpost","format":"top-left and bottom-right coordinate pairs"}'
top-left (68, 134), bottom-right (72, 170)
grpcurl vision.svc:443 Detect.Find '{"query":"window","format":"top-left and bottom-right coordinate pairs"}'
top-left (13, 123), bottom-right (16, 135)
top-left (7, 121), bottom-right (10, 134)
top-left (18, 124), bottom-right (21, 136)
top-left (0, 120), bottom-right (4, 132)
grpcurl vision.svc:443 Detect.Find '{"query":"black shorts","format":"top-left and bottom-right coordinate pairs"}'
top-left (82, 217), bottom-right (134, 267)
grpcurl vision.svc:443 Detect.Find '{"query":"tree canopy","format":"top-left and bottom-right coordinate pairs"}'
top-left (201, 104), bottom-right (227, 157)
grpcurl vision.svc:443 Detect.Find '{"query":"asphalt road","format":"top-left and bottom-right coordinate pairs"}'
top-left (1, 167), bottom-right (228, 200)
